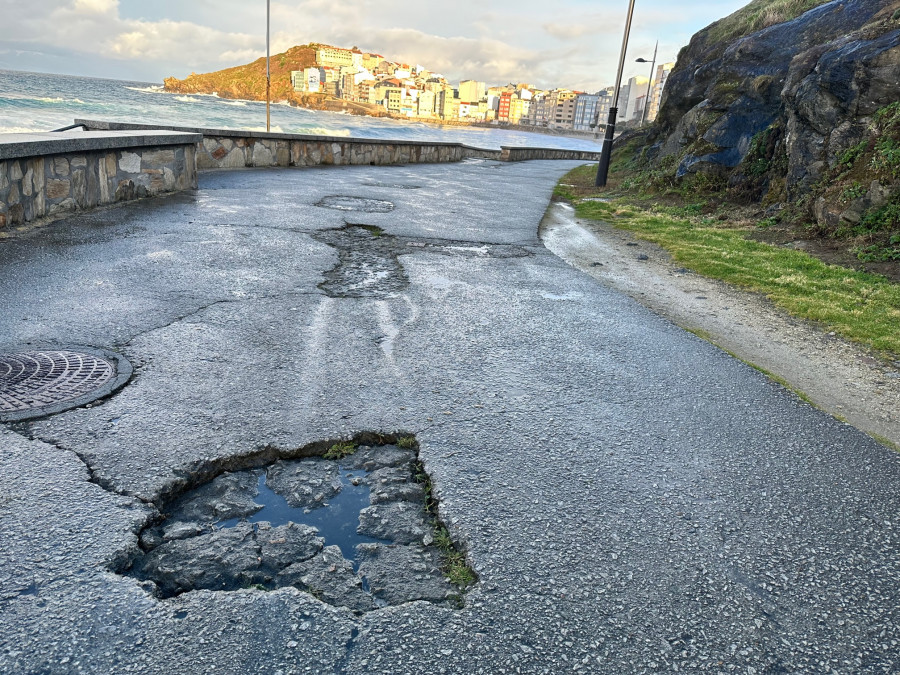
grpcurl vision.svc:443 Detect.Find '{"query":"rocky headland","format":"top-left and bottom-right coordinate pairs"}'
top-left (163, 44), bottom-right (390, 118)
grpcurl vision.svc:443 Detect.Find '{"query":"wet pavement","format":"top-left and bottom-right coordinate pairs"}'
top-left (1, 159), bottom-right (899, 673)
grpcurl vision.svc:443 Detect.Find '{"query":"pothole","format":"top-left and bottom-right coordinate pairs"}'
top-left (313, 224), bottom-right (409, 299)
top-left (0, 348), bottom-right (132, 422)
top-left (117, 434), bottom-right (476, 612)
top-left (312, 223), bottom-right (533, 299)
top-left (316, 196), bottom-right (395, 213)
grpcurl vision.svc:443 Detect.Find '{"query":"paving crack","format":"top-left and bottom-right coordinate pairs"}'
top-left (117, 291), bottom-right (322, 348)
top-left (5, 424), bottom-right (151, 505)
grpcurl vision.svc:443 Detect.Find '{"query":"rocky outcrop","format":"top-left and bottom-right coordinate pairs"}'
top-left (655, 0), bottom-right (900, 190)
top-left (647, 0), bottom-right (900, 238)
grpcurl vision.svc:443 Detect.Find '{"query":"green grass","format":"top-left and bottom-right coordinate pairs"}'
top-left (433, 525), bottom-right (478, 588)
top-left (323, 441), bottom-right (357, 460)
top-left (558, 165), bottom-right (900, 357)
top-left (397, 435), bottom-right (417, 449)
top-left (707, 0), bottom-right (832, 45)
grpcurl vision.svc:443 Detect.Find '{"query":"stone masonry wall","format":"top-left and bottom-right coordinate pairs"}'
top-left (0, 145), bottom-right (197, 230)
top-left (195, 136), bottom-right (502, 169)
top-left (499, 147), bottom-right (603, 162)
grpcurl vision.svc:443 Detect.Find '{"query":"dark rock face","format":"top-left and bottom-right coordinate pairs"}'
top-left (651, 0), bottom-right (899, 218)
top-left (784, 22), bottom-right (900, 196)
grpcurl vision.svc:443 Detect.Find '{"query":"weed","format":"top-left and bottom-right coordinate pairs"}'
top-left (870, 138), bottom-right (900, 179)
top-left (855, 234), bottom-right (900, 262)
top-left (433, 525), bottom-right (477, 588)
top-left (839, 141), bottom-right (868, 168)
top-left (357, 224), bottom-right (384, 237)
top-left (839, 182), bottom-right (866, 203)
top-left (874, 101), bottom-right (900, 131)
top-left (412, 462), bottom-right (478, 589)
top-left (757, 216), bottom-right (779, 228)
top-left (323, 441), bottom-right (357, 460)
top-left (859, 199), bottom-right (900, 234)
top-left (706, 0), bottom-right (832, 45)
top-left (397, 436), bottom-right (417, 449)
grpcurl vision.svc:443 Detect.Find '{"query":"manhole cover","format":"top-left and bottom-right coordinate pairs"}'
top-left (0, 348), bottom-right (132, 422)
top-left (316, 196), bottom-right (395, 213)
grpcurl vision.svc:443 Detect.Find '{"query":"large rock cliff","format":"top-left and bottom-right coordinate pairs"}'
top-left (644, 0), bottom-right (900, 255)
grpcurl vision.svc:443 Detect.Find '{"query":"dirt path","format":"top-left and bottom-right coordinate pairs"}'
top-left (541, 201), bottom-right (900, 450)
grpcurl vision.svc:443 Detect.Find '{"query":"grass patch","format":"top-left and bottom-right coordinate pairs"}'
top-left (323, 441), bottom-right (357, 460)
top-left (397, 435), bottom-right (417, 449)
top-left (558, 164), bottom-right (900, 357)
top-left (433, 525), bottom-right (478, 588)
top-left (707, 0), bottom-right (832, 45)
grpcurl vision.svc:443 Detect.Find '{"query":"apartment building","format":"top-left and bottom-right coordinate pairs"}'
top-left (459, 80), bottom-right (486, 103)
top-left (573, 93), bottom-right (600, 131)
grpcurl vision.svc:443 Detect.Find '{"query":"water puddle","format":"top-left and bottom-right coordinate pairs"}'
top-left (216, 469), bottom-right (389, 569)
top-left (119, 438), bottom-right (478, 612)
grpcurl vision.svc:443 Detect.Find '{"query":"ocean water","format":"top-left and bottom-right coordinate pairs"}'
top-left (0, 69), bottom-right (602, 151)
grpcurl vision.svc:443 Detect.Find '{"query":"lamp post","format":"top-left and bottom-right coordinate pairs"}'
top-left (266, 0), bottom-right (271, 133)
top-left (636, 40), bottom-right (658, 127)
top-left (595, 0), bottom-right (637, 187)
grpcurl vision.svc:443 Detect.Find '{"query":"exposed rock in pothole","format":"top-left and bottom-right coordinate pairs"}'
top-left (117, 435), bottom-right (476, 612)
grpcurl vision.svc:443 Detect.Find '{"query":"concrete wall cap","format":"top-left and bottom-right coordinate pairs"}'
top-left (0, 130), bottom-right (203, 160)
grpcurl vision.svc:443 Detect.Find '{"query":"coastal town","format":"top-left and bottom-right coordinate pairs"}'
top-left (293, 44), bottom-right (675, 131)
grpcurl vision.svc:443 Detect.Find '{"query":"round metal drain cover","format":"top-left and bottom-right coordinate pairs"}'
top-left (0, 348), bottom-right (132, 422)
top-left (316, 196), bottom-right (394, 213)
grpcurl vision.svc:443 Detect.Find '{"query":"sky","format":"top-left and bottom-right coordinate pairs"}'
top-left (0, 0), bottom-right (750, 90)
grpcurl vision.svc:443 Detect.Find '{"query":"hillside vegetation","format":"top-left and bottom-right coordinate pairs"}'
top-left (619, 0), bottom-right (900, 274)
top-left (558, 0), bottom-right (900, 358)
top-left (706, 0), bottom-right (833, 44)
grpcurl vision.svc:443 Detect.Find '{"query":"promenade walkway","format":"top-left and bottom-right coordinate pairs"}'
top-left (1, 159), bottom-right (898, 673)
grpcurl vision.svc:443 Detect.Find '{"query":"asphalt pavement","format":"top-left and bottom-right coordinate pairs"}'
top-left (1, 159), bottom-right (899, 674)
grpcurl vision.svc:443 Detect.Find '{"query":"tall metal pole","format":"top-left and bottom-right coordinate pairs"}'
top-left (595, 0), bottom-right (637, 187)
top-left (640, 41), bottom-right (658, 127)
top-left (266, 0), bottom-right (271, 132)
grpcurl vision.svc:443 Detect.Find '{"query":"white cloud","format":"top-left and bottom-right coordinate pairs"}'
top-left (0, 0), bottom-right (754, 89)
top-left (72, 0), bottom-right (117, 14)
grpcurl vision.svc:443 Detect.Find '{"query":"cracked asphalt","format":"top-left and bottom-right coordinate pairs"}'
top-left (1, 159), bottom-right (899, 673)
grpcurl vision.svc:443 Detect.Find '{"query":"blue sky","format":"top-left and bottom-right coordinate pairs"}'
top-left (0, 0), bottom-right (749, 89)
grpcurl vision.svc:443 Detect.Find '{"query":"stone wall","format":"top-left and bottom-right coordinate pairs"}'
top-left (0, 131), bottom-right (200, 230)
top-left (76, 120), bottom-right (601, 168)
top-left (499, 147), bottom-right (603, 162)
top-left (195, 135), bottom-right (502, 169)
top-left (77, 120), bottom-right (506, 169)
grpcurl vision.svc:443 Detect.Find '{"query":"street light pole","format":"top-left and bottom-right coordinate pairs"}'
top-left (595, 0), bottom-right (637, 187)
top-left (637, 41), bottom-right (658, 127)
top-left (266, 0), bottom-right (271, 133)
